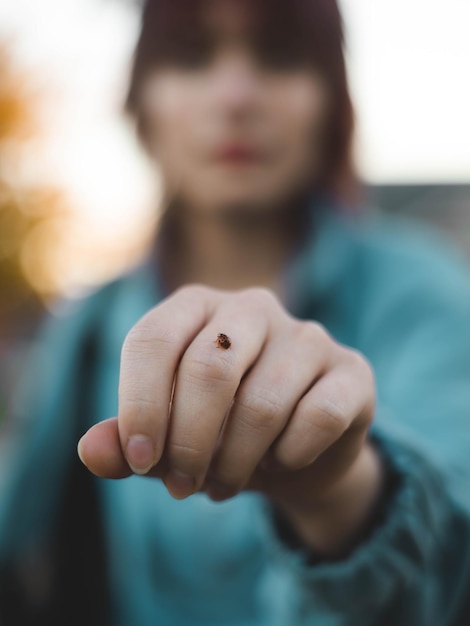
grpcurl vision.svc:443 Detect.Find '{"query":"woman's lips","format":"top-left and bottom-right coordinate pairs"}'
top-left (213, 143), bottom-right (266, 165)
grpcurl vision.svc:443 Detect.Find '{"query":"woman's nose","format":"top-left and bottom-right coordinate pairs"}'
top-left (211, 52), bottom-right (261, 112)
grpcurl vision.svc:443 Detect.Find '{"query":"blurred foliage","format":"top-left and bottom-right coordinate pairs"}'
top-left (0, 43), bottom-right (70, 321)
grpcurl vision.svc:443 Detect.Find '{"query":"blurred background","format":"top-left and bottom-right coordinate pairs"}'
top-left (0, 0), bottom-right (469, 422)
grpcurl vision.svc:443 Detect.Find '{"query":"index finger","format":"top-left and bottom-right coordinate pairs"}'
top-left (118, 285), bottom-right (221, 474)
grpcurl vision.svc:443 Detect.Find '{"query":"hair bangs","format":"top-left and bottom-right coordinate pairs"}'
top-left (126, 0), bottom-right (358, 206)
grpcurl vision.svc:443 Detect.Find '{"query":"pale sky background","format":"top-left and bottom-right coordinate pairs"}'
top-left (0, 0), bottom-right (469, 291)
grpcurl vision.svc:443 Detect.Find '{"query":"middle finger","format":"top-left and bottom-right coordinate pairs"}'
top-left (164, 291), bottom-right (273, 498)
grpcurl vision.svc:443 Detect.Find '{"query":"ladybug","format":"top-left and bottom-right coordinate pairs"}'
top-left (215, 333), bottom-right (232, 350)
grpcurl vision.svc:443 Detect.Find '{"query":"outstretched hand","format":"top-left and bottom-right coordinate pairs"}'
top-left (78, 285), bottom-right (379, 527)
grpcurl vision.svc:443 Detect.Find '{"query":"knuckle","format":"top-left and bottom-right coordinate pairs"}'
top-left (168, 284), bottom-right (215, 321)
top-left (360, 355), bottom-right (376, 388)
top-left (168, 441), bottom-right (209, 469)
top-left (293, 320), bottom-right (330, 346)
top-left (118, 395), bottom-right (162, 435)
top-left (241, 287), bottom-right (278, 309)
top-left (343, 350), bottom-right (376, 418)
top-left (119, 390), bottom-right (159, 412)
top-left (344, 348), bottom-right (373, 379)
top-left (173, 283), bottom-right (211, 301)
top-left (310, 398), bottom-right (349, 436)
top-left (185, 351), bottom-right (233, 388)
top-left (235, 388), bottom-right (284, 433)
top-left (122, 323), bottom-right (177, 357)
top-left (345, 347), bottom-right (366, 368)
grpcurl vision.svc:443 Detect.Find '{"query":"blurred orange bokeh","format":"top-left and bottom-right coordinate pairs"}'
top-left (0, 36), bottom-right (157, 420)
top-left (0, 43), bottom-right (67, 317)
top-left (0, 39), bottom-right (156, 319)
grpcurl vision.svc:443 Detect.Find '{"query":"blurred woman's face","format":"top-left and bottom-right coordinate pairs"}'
top-left (139, 1), bottom-right (330, 216)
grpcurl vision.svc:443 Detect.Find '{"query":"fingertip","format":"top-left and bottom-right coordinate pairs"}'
top-left (77, 434), bottom-right (87, 467)
top-left (78, 417), bottom-right (132, 479)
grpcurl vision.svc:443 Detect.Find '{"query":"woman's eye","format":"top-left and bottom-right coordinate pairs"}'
top-left (163, 42), bottom-right (213, 70)
top-left (254, 44), bottom-right (307, 72)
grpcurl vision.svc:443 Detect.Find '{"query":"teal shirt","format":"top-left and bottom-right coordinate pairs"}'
top-left (1, 207), bottom-right (470, 624)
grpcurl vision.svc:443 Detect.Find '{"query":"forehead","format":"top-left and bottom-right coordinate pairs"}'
top-left (202, 0), bottom-right (255, 41)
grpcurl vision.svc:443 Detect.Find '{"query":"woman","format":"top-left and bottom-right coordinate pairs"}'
top-left (1, 0), bottom-right (470, 624)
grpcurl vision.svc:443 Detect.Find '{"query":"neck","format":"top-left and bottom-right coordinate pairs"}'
top-left (158, 192), bottom-right (312, 294)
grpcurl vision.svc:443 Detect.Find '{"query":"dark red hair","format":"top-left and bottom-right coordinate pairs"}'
top-left (125, 0), bottom-right (359, 206)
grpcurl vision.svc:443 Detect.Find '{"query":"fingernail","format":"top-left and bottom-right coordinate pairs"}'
top-left (126, 435), bottom-right (155, 475)
top-left (165, 470), bottom-right (195, 499)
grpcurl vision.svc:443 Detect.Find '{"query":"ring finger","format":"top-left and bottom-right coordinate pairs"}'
top-left (205, 321), bottom-right (331, 500)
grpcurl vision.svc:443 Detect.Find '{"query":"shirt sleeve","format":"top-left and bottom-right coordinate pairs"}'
top-left (259, 226), bottom-right (470, 625)
top-left (0, 290), bottom-right (104, 562)
top-left (262, 425), bottom-right (470, 625)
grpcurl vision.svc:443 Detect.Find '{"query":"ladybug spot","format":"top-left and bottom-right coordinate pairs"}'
top-left (215, 333), bottom-right (232, 350)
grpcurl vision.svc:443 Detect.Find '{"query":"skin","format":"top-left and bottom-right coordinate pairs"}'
top-left (78, 1), bottom-right (384, 556)
top-left (140, 1), bottom-right (329, 218)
